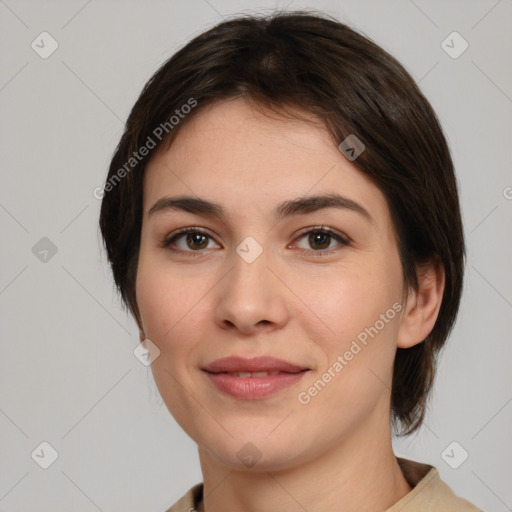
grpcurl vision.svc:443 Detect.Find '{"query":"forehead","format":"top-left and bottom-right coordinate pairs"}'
top-left (143, 98), bottom-right (390, 227)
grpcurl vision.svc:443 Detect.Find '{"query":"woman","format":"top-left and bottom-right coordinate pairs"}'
top-left (99, 10), bottom-right (481, 512)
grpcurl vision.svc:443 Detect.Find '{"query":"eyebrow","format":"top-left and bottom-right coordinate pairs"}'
top-left (148, 193), bottom-right (373, 224)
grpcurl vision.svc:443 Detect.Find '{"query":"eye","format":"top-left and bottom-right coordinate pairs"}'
top-left (293, 227), bottom-right (350, 255)
top-left (159, 227), bottom-right (219, 256)
top-left (159, 226), bottom-right (350, 257)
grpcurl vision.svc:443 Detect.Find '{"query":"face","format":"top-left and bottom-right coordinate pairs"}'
top-left (136, 98), bottom-right (406, 471)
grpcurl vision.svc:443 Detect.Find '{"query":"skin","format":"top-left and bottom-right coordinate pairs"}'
top-left (135, 98), bottom-right (445, 512)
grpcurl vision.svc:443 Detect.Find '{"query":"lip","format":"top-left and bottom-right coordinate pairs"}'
top-left (204, 371), bottom-right (309, 399)
top-left (202, 356), bottom-right (308, 373)
top-left (202, 356), bottom-right (309, 400)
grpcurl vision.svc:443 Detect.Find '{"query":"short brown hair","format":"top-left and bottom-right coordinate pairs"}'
top-left (99, 10), bottom-right (465, 436)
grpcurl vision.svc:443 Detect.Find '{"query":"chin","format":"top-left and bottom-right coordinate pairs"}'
top-left (197, 430), bottom-right (314, 472)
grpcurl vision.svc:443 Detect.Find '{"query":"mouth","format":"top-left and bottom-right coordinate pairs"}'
top-left (219, 370), bottom-right (285, 378)
top-left (202, 356), bottom-right (310, 400)
top-left (202, 355), bottom-right (309, 374)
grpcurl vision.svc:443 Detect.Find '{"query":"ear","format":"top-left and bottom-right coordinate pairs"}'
top-left (397, 258), bottom-right (445, 349)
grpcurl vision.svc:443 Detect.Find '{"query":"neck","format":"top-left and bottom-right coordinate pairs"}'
top-left (196, 417), bottom-right (412, 512)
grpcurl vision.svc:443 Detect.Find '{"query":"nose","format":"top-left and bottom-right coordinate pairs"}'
top-left (212, 246), bottom-right (290, 336)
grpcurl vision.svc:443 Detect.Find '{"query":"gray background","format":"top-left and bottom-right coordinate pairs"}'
top-left (0, 0), bottom-right (511, 510)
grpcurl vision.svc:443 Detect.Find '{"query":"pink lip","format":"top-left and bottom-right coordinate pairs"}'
top-left (202, 356), bottom-right (309, 400)
top-left (202, 356), bottom-right (307, 373)
top-left (204, 371), bottom-right (308, 399)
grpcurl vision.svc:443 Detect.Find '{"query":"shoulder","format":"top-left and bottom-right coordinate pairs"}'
top-left (163, 483), bottom-right (203, 512)
top-left (388, 458), bottom-right (482, 511)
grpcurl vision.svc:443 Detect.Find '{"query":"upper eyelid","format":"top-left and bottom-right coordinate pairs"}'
top-left (294, 225), bottom-right (350, 242)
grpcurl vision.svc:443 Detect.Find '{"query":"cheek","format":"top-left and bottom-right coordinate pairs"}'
top-left (299, 272), bottom-right (401, 407)
top-left (295, 261), bottom-right (402, 398)
top-left (135, 251), bottom-right (183, 343)
top-left (135, 253), bottom-right (222, 439)
top-left (135, 251), bottom-right (215, 362)
top-left (298, 264), bottom-right (398, 342)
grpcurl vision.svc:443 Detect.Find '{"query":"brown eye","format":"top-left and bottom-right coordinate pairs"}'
top-left (294, 227), bottom-right (349, 255)
top-left (183, 232), bottom-right (209, 250)
top-left (308, 231), bottom-right (331, 250)
top-left (161, 227), bottom-right (219, 256)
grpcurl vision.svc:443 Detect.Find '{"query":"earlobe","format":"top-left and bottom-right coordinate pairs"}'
top-left (397, 259), bottom-right (445, 349)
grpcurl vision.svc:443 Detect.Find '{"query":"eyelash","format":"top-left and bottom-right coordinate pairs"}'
top-left (158, 226), bottom-right (350, 258)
